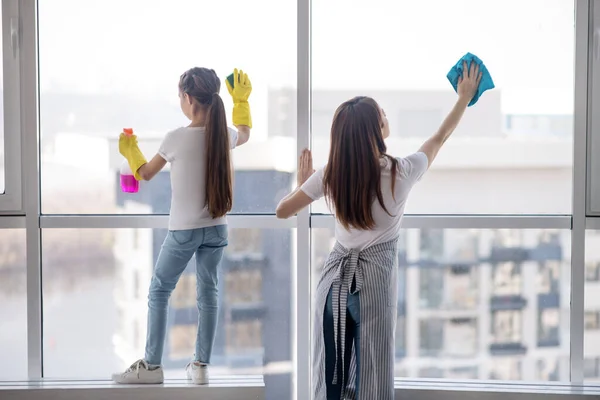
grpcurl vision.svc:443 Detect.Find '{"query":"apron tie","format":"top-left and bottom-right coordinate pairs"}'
top-left (331, 247), bottom-right (363, 388)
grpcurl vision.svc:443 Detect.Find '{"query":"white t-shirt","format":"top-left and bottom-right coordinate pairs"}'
top-left (301, 152), bottom-right (429, 250)
top-left (158, 126), bottom-right (238, 230)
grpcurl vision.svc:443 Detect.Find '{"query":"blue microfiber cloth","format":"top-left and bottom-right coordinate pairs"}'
top-left (447, 52), bottom-right (494, 107)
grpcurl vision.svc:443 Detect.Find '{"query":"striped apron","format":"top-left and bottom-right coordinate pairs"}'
top-left (313, 239), bottom-right (399, 400)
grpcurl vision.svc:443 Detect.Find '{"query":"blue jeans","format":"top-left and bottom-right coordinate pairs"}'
top-left (144, 225), bottom-right (228, 366)
top-left (324, 287), bottom-right (361, 399)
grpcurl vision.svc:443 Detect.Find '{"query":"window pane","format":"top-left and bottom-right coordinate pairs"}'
top-left (42, 228), bottom-right (294, 400)
top-left (312, 228), bottom-right (570, 381)
top-left (585, 230), bottom-right (600, 381)
top-left (38, 0), bottom-right (296, 214)
top-left (0, 11), bottom-right (5, 195)
top-left (0, 229), bottom-right (26, 380)
top-left (311, 0), bottom-right (573, 214)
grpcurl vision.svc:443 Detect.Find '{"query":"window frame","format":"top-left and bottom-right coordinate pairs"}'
top-left (1, 0), bottom-right (599, 398)
top-left (588, 0), bottom-right (600, 216)
top-left (0, 0), bottom-right (22, 212)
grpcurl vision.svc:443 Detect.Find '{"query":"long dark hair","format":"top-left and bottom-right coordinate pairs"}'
top-left (323, 96), bottom-right (398, 230)
top-left (179, 67), bottom-right (232, 218)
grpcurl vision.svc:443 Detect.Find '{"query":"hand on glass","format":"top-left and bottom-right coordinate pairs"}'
top-left (297, 148), bottom-right (315, 187)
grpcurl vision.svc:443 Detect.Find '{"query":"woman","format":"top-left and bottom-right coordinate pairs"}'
top-left (276, 62), bottom-right (481, 399)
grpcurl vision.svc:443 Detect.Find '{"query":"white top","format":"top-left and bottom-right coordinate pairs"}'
top-left (301, 152), bottom-right (429, 250)
top-left (158, 126), bottom-right (238, 230)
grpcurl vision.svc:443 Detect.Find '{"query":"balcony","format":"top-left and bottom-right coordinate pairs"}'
top-left (489, 342), bottom-right (528, 356)
top-left (489, 247), bottom-right (529, 263)
top-left (490, 295), bottom-right (528, 311)
top-left (538, 293), bottom-right (560, 309)
top-left (529, 243), bottom-right (562, 262)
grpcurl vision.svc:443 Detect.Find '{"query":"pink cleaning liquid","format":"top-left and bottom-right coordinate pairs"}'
top-left (120, 128), bottom-right (140, 193)
top-left (120, 173), bottom-right (139, 193)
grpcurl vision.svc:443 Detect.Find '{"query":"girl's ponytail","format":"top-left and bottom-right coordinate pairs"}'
top-left (204, 92), bottom-right (233, 218)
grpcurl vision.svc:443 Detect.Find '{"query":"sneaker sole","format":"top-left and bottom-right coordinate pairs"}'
top-left (187, 373), bottom-right (208, 385)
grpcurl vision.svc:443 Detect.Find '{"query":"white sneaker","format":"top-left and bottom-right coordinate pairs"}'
top-left (112, 359), bottom-right (164, 384)
top-left (186, 361), bottom-right (208, 385)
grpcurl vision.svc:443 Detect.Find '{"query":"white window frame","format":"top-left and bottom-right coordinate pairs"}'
top-left (587, 0), bottom-right (600, 216)
top-left (0, 0), bottom-right (23, 212)
top-left (1, 0), bottom-right (598, 399)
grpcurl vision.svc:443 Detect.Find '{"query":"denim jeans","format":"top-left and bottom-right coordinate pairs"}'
top-left (324, 287), bottom-right (361, 399)
top-left (144, 225), bottom-right (228, 366)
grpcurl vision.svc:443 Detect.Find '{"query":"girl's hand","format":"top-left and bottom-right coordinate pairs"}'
top-left (119, 133), bottom-right (137, 158)
top-left (226, 68), bottom-right (252, 103)
top-left (457, 61), bottom-right (482, 102)
top-left (297, 148), bottom-right (315, 187)
top-left (118, 133), bottom-right (147, 180)
top-left (226, 68), bottom-right (253, 128)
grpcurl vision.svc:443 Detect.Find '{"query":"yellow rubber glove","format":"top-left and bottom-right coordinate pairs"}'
top-left (119, 133), bottom-right (147, 180)
top-left (225, 68), bottom-right (253, 128)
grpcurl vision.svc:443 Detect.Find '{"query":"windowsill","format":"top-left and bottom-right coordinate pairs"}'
top-left (0, 376), bottom-right (265, 400)
top-left (394, 378), bottom-right (600, 396)
top-left (2, 377), bottom-right (600, 399)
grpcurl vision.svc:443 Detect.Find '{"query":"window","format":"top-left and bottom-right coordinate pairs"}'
top-left (395, 315), bottom-right (406, 357)
top-left (312, 228), bottom-right (570, 381)
top-left (419, 269), bottom-right (444, 309)
top-left (312, 0), bottom-right (574, 215)
top-left (492, 262), bottom-right (522, 296)
top-left (490, 359), bottom-right (522, 381)
top-left (225, 268), bottom-right (263, 305)
top-left (447, 366), bottom-right (478, 380)
top-left (225, 320), bottom-right (263, 355)
top-left (0, 1), bottom-right (22, 211)
top-left (419, 367), bottom-right (444, 378)
top-left (507, 115), bottom-right (572, 137)
top-left (0, 229), bottom-right (26, 380)
top-left (587, 0), bottom-right (600, 215)
top-left (420, 266), bottom-right (478, 310)
top-left (538, 309), bottom-right (560, 346)
top-left (536, 358), bottom-right (561, 381)
top-left (586, 262), bottom-right (600, 282)
top-left (539, 261), bottom-right (561, 295)
top-left (227, 229), bottom-right (264, 254)
top-left (38, 0), bottom-right (297, 214)
top-left (0, 72), bottom-right (4, 194)
top-left (396, 109), bottom-right (442, 138)
top-left (419, 229), bottom-right (444, 261)
top-left (169, 325), bottom-right (196, 361)
top-left (584, 358), bottom-right (600, 379)
top-left (311, 110), bottom-right (333, 138)
top-left (492, 310), bottom-right (523, 344)
top-left (419, 319), bottom-right (444, 356)
top-left (585, 312), bottom-right (600, 331)
top-left (446, 267), bottom-right (478, 309)
top-left (3, 0), bottom-right (598, 396)
top-left (585, 231), bottom-right (600, 382)
top-left (40, 228), bottom-right (292, 387)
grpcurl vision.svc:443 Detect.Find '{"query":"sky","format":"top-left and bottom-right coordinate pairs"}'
top-left (35, 0), bottom-right (575, 141)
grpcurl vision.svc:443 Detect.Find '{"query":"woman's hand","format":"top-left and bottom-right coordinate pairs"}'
top-left (457, 61), bottom-right (482, 102)
top-left (297, 148), bottom-right (315, 187)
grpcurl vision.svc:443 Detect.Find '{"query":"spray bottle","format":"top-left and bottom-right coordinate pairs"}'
top-left (120, 128), bottom-right (139, 193)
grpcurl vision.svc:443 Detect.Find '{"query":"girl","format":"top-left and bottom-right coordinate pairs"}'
top-left (276, 62), bottom-right (482, 399)
top-left (112, 67), bottom-right (252, 385)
